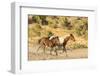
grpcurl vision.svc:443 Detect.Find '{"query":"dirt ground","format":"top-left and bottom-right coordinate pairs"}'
top-left (28, 45), bottom-right (88, 60)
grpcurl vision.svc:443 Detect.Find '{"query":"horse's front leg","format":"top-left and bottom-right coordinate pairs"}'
top-left (63, 46), bottom-right (66, 52)
top-left (43, 46), bottom-right (46, 54)
top-left (50, 47), bottom-right (53, 55)
top-left (63, 46), bottom-right (67, 56)
top-left (54, 46), bottom-right (58, 56)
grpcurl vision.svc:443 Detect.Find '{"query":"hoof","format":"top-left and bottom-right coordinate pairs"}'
top-left (50, 53), bottom-right (52, 55)
top-left (55, 53), bottom-right (58, 56)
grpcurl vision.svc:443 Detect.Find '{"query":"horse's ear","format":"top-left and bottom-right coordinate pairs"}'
top-left (56, 36), bottom-right (59, 38)
top-left (70, 34), bottom-right (73, 36)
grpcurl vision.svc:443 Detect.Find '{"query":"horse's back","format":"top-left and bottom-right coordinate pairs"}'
top-left (49, 36), bottom-right (65, 44)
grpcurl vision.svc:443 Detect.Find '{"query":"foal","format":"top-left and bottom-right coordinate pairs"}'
top-left (62, 34), bottom-right (75, 55)
top-left (37, 36), bottom-right (60, 55)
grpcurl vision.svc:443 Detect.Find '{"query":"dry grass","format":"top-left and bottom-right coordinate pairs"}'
top-left (28, 25), bottom-right (87, 48)
top-left (28, 16), bottom-right (88, 60)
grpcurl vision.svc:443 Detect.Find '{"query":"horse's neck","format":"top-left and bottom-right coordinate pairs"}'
top-left (66, 36), bottom-right (70, 42)
top-left (63, 36), bottom-right (70, 45)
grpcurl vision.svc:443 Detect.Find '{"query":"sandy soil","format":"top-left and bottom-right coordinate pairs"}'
top-left (28, 45), bottom-right (88, 60)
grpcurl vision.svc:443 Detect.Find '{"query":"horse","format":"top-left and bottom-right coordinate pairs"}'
top-left (37, 36), bottom-right (60, 55)
top-left (48, 34), bottom-right (75, 56)
top-left (62, 34), bottom-right (75, 55)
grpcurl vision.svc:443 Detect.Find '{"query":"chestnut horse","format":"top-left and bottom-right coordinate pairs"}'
top-left (50, 34), bottom-right (75, 56)
top-left (37, 36), bottom-right (60, 55)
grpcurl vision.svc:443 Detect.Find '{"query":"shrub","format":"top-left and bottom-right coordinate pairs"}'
top-left (74, 20), bottom-right (88, 37)
top-left (47, 31), bottom-right (54, 37)
top-left (33, 24), bottom-right (42, 31)
top-left (32, 16), bottom-right (41, 24)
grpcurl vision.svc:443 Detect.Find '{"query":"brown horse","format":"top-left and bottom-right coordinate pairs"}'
top-left (37, 36), bottom-right (60, 55)
top-left (62, 34), bottom-right (75, 55)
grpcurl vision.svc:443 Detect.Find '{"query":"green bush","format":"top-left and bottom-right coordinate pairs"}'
top-left (34, 24), bottom-right (42, 30)
top-left (47, 31), bottom-right (54, 37)
top-left (29, 15), bottom-right (88, 40)
top-left (74, 19), bottom-right (88, 37)
top-left (32, 16), bottom-right (41, 24)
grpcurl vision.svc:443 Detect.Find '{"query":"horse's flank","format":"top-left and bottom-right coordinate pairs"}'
top-left (37, 36), bottom-right (60, 55)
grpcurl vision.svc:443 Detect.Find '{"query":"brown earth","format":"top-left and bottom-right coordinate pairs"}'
top-left (28, 45), bottom-right (88, 60)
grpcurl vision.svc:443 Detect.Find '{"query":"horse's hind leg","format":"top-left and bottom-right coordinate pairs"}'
top-left (50, 48), bottom-right (53, 55)
top-left (54, 47), bottom-right (58, 56)
top-left (43, 46), bottom-right (46, 54)
top-left (37, 45), bottom-right (42, 53)
top-left (66, 48), bottom-right (72, 52)
top-left (55, 49), bottom-right (58, 56)
top-left (63, 47), bottom-right (68, 56)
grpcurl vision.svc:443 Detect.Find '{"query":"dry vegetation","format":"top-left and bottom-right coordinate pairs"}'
top-left (28, 15), bottom-right (88, 60)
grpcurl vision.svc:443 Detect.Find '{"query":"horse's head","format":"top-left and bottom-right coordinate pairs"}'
top-left (69, 34), bottom-right (75, 41)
